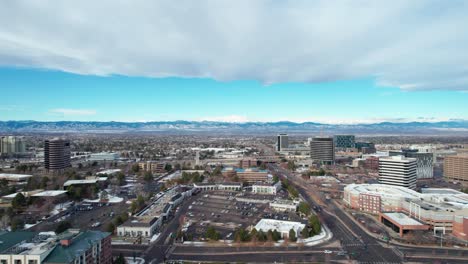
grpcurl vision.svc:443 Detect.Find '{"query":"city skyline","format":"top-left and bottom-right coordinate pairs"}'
top-left (2, 2), bottom-right (468, 263)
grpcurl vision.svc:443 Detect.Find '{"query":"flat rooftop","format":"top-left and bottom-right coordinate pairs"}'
top-left (255, 219), bottom-right (305, 234)
top-left (32, 190), bottom-right (68, 197)
top-left (96, 169), bottom-right (121, 175)
top-left (0, 173), bottom-right (33, 181)
top-left (63, 177), bottom-right (107, 187)
top-left (383, 212), bottom-right (425, 226)
top-left (346, 184), bottom-right (420, 199)
top-left (421, 188), bottom-right (464, 195)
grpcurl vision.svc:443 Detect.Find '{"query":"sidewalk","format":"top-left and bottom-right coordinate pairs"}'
top-left (333, 200), bottom-right (468, 251)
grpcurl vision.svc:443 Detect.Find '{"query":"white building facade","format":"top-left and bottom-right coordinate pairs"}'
top-left (379, 156), bottom-right (417, 189)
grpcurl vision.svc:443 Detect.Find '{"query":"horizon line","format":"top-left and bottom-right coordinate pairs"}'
top-left (0, 119), bottom-right (466, 125)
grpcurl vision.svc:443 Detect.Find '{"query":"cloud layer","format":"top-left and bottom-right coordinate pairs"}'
top-left (1, 1), bottom-right (467, 90)
top-left (49, 108), bottom-right (96, 116)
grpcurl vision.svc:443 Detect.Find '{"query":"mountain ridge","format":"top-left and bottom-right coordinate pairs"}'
top-left (1, 120), bottom-right (467, 134)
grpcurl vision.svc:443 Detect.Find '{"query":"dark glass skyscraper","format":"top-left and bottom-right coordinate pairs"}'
top-left (334, 135), bottom-right (355, 149)
top-left (310, 137), bottom-right (335, 164)
top-left (44, 138), bottom-right (71, 172)
top-left (276, 133), bottom-right (289, 151)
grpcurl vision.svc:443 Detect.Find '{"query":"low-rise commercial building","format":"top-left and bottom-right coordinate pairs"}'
top-left (344, 184), bottom-right (468, 240)
top-left (117, 216), bottom-right (162, 238)
top-left (239, 159), bottom-right (257, 168)
top-left (63, 177), bottom-right (107, 189)
top-left (118, 187), bottom-right (194, 239)
top-left (269, 199), bottom-right (297, 212)
top-left (252, 182), bottom-right (281, 195)
top-left (138, 161), bottom-right (166, 174)
top-left (254, 219), bottom-right (305, 239)
top-left (0, 173), bottom-right (32, 182)
top-left (87, 152), bottom-right (120, 161)
top-left (379, 212), bottom-right (430, 237)
top-left (222, 168), bottom-right (269, 183)
top-left (193, 182), bottom-right (242, 191)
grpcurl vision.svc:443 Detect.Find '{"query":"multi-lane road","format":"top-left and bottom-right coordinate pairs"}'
top-left (271, 164), bottom-right (403, 263)
top-left (271, 163), bottom-right (468, 263)
top-left (113, 161), bottom-right (468, 263)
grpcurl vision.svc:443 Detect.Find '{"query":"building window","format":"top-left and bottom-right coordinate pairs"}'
top-left (1, 260), bottom-right (7, 264)
top-left (14, 260), bottom-right (21, 264)
top-left (28, 260), bottom-right (38, 264)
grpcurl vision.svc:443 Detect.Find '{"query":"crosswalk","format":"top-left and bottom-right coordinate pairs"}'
top-left (343, 243), bottom-right (364, 247)
top-left (343, 242), bottom-right (380, 247)
top-left (359, 262), bottom-right (401, 264)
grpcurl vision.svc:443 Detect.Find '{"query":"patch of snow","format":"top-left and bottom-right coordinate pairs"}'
top-left (150, 233), bottom-right (160, 243)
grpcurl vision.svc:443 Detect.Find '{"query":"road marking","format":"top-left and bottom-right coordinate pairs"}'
top-left (171, 250), bottom-right (327, 256)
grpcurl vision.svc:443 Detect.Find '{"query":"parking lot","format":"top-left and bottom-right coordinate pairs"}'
top-left (183, 191), bottom-right (303, 241)
top-left (30, 201), bottom-right (129, 232)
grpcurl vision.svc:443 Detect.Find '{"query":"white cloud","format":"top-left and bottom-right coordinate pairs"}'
top-left (0, 105), bottom-right (24, 112)
top-left (199, 115), bottom-right (249, 123)
top-left (1, 1), bottom-right (468, 90)
top-left (49, 108), bottom-right (96, 116)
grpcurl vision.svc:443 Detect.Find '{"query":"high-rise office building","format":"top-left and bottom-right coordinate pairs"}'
top-left (45, 138), bottom-right (71, 172)
top-left (379, 156), bottom-right (417, 189)
top-left (0, 136), bottom-right (26, 155)
top-left (390, 149), bottom-right (433, 179)
top-left (407, 152), bottom-right (433, 179)
top-left (310, 137), bottom-right (335, 164)
top-left (444, 155), bottom-right (468, 183)
top-left (334, 135), bottom-right (355, 149)
top-left (355, 142), bottom-right (376, 154)
top-left (276, 133), bottom-right (289, 151)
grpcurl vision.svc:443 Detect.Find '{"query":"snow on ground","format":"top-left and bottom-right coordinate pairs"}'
top-left (124, 257), bottom-right (145, 264)
top-left (83, 191), bottom-right (124, 203)
top-left (24, 223), bottom-right (38, 229)
top-left (111, 240), bottom-right (133, 245)
top-left (51, 201), bottom-right (74, 215)
top-left (150, 233), bottom-right (160, 243)
top-left (301, 225), bottom-right (332, 246)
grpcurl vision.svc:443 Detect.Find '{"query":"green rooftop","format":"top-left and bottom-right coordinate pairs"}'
top-left (44, 231), bottom-right (111, 264)
top-left (0, 231), bottom-right (38, 253)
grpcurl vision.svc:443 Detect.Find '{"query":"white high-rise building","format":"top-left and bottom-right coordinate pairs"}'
top-left (379, 156), bottom-right (417, 189)
top-left (0, 136), bottom-right (26, 155)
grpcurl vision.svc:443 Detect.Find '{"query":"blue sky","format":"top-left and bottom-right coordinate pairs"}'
top-left (1, 67), bottom-right (467, 123)
top-left (1, 1), bottom-right (468, 123)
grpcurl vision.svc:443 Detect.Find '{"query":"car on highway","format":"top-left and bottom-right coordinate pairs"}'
top-left (323, 250), bottom-right (332, 254)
